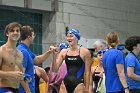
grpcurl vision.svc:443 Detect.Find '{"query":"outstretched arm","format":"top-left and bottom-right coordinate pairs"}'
top-left (34, 46), bottom-right (56, 64)
top-left (51, 49), bottom-right (65, 73)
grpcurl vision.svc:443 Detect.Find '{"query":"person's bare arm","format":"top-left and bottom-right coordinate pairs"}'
top-left (127, 66), bottom-right (140, 81)
top-left (19, 57), bottom-right (31, 93)
top-left (89, 67), bottom-right (95, 93)
top-left (116, 64), bottom-right (129, 93)
top-left (39, 67), bottom-right (49, 83)
top-left (52, 49), bottom-right (65, 72)
top-left (84, 49), bottom-right (92, 93)
top-left (34, 46), bottom-right (58, 64)
top-left (20, 80), bottom-right (31, 93)
top-left (34, 50), bottom-right (52, 64)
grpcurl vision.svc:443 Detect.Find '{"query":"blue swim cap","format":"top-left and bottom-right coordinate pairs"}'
top-left (58, 42), bottom-right (69, 51)
top-left (67, 29), bottom-right (81, 40)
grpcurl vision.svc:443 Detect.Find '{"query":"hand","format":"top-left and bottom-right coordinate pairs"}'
top-left (98, 72), bottom-right (104, 77)
top-left (49, 46), bottom-right (57, 52)
top-left (125, 88), bottom-right (130, 93)
top-left (12, 71), bottom-right (24, 80)
top-left (49, 46), bottom-right (59, 54)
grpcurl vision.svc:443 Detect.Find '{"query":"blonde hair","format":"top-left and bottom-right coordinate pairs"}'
top-left (106, 32), bottom-right (118, 48)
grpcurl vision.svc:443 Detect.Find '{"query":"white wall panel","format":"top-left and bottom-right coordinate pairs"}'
top-left (2, 0), bottom-right (24, 7)
top-left (59, 0), bottom-right (140, 13)
top-left (32, 0), bottom-right (52, 11)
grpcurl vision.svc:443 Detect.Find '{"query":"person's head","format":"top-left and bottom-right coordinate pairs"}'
top-left (125, 36), bottom-right (140, 52)
top-left (66, 28), bottom-right (80, 45)
top-left (44, 67), bottom-right (50, 75)
top-left (20, 25), bottom-right (35, 42)
top-left (57, 42), bottom-right (69, 52)
top-left (106, 32), bottom-right (119, 48)
top-left (93, 39), bottom-right (108, 52)
top-left (4, 22), bottom-right (21, 41)
top-left (97, 49), bottom-right (106, 63)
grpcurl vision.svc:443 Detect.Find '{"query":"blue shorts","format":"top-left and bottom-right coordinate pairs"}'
top-left (0, 87), bottom-right (18, 93)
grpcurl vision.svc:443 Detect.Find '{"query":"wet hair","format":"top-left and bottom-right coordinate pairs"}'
top-left (125, 36), bottom-right (140, 52)
top-left (65, 26), bottom-right (69, 35)
top-left (20, 25), bottom-right (34, 40)
top-left (4, 22), bottom-right (21, 39)
top-left (106, 32), bottom-right (119, 48)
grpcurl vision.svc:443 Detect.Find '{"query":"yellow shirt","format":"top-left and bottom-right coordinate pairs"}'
top-left (91, 57), bottom-right (99, 67)
top-left (39, 81), bottom-right (47, 93)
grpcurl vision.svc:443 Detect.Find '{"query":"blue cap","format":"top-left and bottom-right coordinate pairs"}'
top-left (67, 29), bottom-right (81, 40)
top-left (58, 42), bottom-right (69, 51)
top-left (117, 44), bottom-right (125, 51)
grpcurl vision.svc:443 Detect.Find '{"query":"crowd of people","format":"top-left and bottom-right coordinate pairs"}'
top-left (0, 22), bottom-right (140, 93)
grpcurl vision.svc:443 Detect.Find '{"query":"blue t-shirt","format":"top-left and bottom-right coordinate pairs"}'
top-left (17, 42), bottom-right (36, 93)
top-left (125, 52), bottom-right (140, 89)
top-left (102, 48), bottom-right (124, 92)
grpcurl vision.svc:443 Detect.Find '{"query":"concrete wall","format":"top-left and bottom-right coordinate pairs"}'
top-left (1, 0), bottom-right (140, 66)
top-left (1, 0), bottom-right (54, 11)
top-left (55, 0), bottom-right (140, 45)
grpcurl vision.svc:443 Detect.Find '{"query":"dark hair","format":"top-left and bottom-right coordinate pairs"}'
top-left (20, 25), bottom-right (34, 40)
top-left (125, 36), bottom-right (140, 51)
top-left (4, 22), bottom-right (21, 39)
top-left (65, 26), bottom-right (69, 35)
top-left (44, 67), bottom-right (50, 75)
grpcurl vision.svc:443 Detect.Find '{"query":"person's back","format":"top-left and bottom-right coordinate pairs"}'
top-left (102, 48), bottom-right (124, 91)
top-left (102, 32), bottom-right (129, 93)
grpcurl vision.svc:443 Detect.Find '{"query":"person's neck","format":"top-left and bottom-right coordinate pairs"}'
top-left (132, 49), bottom-right (139, 56)
top-left (5, 39), bottom-right (17, 49)
top-left (70, 44), bottom-right (78, 51)
top-left (21, 40), bottom-right (30, 47)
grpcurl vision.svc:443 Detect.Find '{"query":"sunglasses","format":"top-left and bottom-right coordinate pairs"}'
top-left (97, 49), bottom-right (106, 54)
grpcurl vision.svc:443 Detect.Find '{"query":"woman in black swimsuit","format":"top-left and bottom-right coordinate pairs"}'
top-left (52, 28), bottom-right (92, 93)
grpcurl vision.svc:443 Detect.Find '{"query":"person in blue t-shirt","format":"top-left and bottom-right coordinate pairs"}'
top-left (17, 25), bottom-right (56, 93)
top-left (102, 32), bottom-right (129, 93)
top-left (125, 36), bottom-right (140, 93)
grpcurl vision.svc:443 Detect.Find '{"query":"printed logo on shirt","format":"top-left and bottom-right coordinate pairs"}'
top-left (68, 58), bottom-right (77, 60)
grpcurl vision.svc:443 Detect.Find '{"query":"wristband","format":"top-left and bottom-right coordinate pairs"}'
top-left (124, 86), bottom-right (129, 89)
top-left (24, 74), bottom-right (32, 83)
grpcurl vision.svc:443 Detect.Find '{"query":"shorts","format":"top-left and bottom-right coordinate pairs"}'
top-left (0, 87), bottom-right (19, 93)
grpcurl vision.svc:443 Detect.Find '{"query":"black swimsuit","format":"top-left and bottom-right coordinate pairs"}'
top-left (64, 48), bottom-right (85, 93)
top-left (92, 66), bottom-right (102, 92)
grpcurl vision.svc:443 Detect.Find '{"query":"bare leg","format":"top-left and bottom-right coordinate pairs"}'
top-left (73, 83), bottom-right (85, 93)
top-left (59, 81), bottom-right (68, 93)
